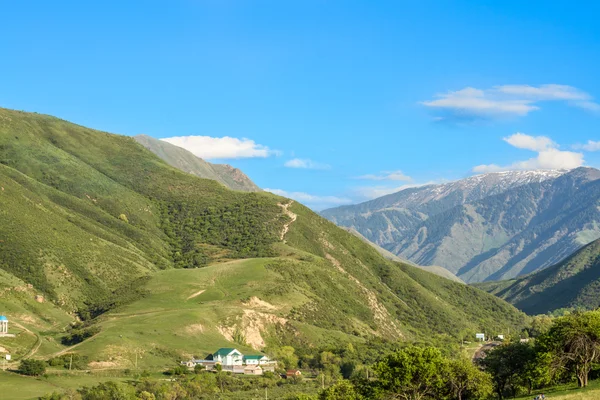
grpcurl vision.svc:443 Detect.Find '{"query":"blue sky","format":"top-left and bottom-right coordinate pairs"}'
top-left (2, 0), bottom-right (600, 209)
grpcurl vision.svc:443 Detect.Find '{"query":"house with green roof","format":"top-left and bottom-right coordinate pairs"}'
top-left (212, 348), bottom-right (243, 366)
top-left (183, 348), bottom-right (276, 373)
top-left (243, 354), bottom-right (271, 365)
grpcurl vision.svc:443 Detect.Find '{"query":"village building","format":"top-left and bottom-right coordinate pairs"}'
top-left (244, 365), bottom-right (263, 375)
top-left (212, 348), bottom-right (243, 366)
top-left (243, 355), bottom-right (271, 365)
top-left (286, 369), bottom-right (302, 378)
top-left (183, 348), bottom-right (276, 375)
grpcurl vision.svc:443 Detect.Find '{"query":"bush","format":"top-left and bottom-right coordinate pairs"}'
top-left (61, 326), bottom-right (101, 346)
top-left (18, 359), bottom-right (46, 376)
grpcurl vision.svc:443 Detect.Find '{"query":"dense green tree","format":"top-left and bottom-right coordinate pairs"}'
top-left (18, 359), bottom-right (46, 376)
top-left (278, 346), bottom-right (300, 370)
top-left (445, 358), bottom-right (493, 400)
top-left (78, 382), bottom-right (136, 400)
top-left (480, 342), bottom-right (536, 399)
top-left (374, 346), bottom-right (446, 400)
top-left (319, 380), bottom-right (363, 400)
top-left (537, 310), bottom-right (600, 387)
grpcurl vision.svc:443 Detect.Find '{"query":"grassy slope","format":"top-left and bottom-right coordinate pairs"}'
top-left (0, 370), bottom-right (129, 400)
top-left (514, 380), bottom-right (600, 400)
top-left (0, 108), bottom-right (526, 371)
top-left (475, 239), bottom-right (600, 315)
top-left (134, 134), bottom-right (260, 192)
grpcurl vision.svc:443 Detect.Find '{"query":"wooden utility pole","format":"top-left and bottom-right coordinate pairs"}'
top-left (265, 387), bottom-right (268, 400)
top-left (321, 374), bottom-right (325, 389)
top-left (69, 354), bottom-right (73, 371)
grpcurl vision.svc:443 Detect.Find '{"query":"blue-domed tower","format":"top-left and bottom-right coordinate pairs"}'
top-left (0, 316), bottom-right (8, 334)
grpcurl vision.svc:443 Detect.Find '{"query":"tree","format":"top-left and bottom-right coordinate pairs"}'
top-left (445, 358), bottom-right (492, 400)
top-left (537, 310), bottom-right (600, 387)
top-left (77, 381), bottom-right (136, 400)
top-left (193, 364), bottom-right (205, 374)
top-left (374, 346), bottom-right (446, 400)
top-left (278, 346), bottom-right (299, 370)
top-left (18, 359), bottom-right (46, 376)
top-left (480, 342), bottom-right (535, 399)
top-left (319, 380), bottom-right (363, 400)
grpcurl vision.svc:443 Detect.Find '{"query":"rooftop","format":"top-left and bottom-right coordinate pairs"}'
top-left (244, 355), bottom-right (267, 360)
top-left (0, 316), bottom-right (7, 321)
top-left (214, 348), bottom-right (241, 357)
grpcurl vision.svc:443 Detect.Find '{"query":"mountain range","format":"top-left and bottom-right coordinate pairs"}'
top-left (322, 168), bottom-right (600, 283)
top-left (476, 238), bottom-right (600, 315)
top-left (0, 108), bottom-right (526, 367)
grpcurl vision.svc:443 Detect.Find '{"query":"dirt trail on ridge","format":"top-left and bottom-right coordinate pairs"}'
top-left (278, 201), bottom-right (297, 241)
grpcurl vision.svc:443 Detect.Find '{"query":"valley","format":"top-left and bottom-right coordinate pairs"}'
top-left (0, 107), bottom-right (532, 399)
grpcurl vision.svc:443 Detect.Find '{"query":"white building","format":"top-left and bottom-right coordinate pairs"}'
top-left (243, 355), bottom-right (271, 365)
top-left (212, 348), bottom-right (243, 366)
top-left (475, 333), bottom-right (485, 341)
top-left (183, 348), bottom-right (276, 374)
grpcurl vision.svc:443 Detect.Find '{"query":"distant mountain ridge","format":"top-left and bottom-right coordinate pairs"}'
top-left (322, 168), bottom-right (600, 283)
top-left (134, 134), bottom-right (260, 192)
top-left (344, 227), bottom-right (464, 283)
top-left (475, 239), bottom-right (600, 315)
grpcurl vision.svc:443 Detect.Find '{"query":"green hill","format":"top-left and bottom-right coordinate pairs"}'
top-left (134, 134), bottom-right (260, 192)
top-left (474, 239), bottom-right (600, 315)
top-left (0, 107), bottom-right (526, 369)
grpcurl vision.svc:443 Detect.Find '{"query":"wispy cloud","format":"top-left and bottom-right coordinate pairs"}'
top-left (473, 133), bottom-right (585, 173)
top-left (264, 188), bottom-right (352, 210)
top-left (352, 184), bottom-right (426, 200)
top-left (573, 140), bottom-right (600, 152)
top-left (421, 84), bottom-right (600, 121)
top-left (284, 158), bottom-right (331, 170)
top-left (355, 170), bottom-right (412, 181)
top-left (161, 135), bottom-right (279, 160)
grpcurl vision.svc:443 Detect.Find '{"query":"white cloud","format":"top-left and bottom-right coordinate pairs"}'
top-left (356, 170), bottom-right (412, 181)
top-left (473, 133), bottom-right (585, 173)
top-left (161, 135), bottom-right (278, 160)
top-left (503, 133), bottom-right (556, 152)
top-left (421, 87), bottom-right (537, 118)
top-left (284, 158), bottom-right (331, 170)
top-left (264, 188), bottom-right (352, 210)
top-left (574, 140), bottom-right (600, 152)
top-left (495, 84), bottom-right (589, 101)
top-left (421, 84), bottom-right (600, 120)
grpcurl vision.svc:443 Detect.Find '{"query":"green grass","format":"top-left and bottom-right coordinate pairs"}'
top-left (0, 370), bottom-right (129, 400)
top-left (514, 380), bottom-right (600, 400)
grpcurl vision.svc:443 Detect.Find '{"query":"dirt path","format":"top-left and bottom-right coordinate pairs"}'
top-left (473, 342), bottom-right (500, 361)
top-left (186, 289), bottom-right (206, 300)
top-left (278, 201), bottom-right (297, 242)
top-left (11, 321), bottom-right (42, 360)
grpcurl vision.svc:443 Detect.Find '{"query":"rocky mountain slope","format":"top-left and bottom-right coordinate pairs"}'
top-left (344, 227), bottom-right (464, 283)
top-left (134, 134), bottom-right (260, 192)
top-left (475, 239), bottom-right (600, 315)
top-left (322, 169), bottom-right (600, 283)
top-left (0, 108), bottom-right (526, 367)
